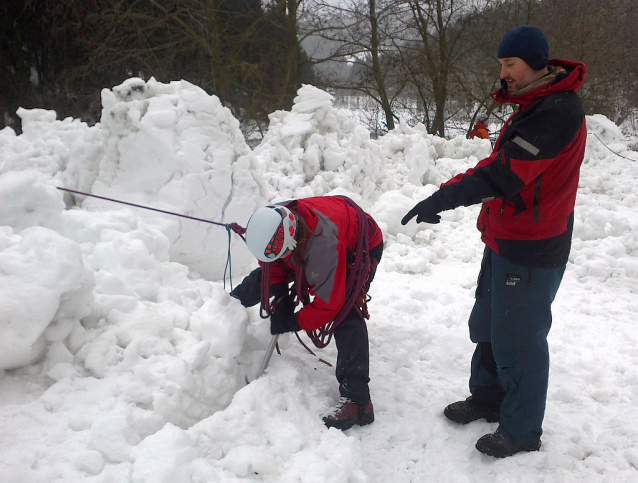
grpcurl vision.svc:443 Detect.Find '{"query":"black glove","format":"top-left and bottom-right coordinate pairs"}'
top-left (230, 268), bottom-right (263, 307)
top-left (231, 268), bottom-right (289, 308)
top-left (270, 295), bottom-right (301, 335)
top-left (270, 283), bottom-right (289, 299)
top-left (401, 196), bottom-right (444, 225)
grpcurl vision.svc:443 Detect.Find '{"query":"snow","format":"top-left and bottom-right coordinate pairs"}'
top-left (0, 78), bottom-right (637, 482)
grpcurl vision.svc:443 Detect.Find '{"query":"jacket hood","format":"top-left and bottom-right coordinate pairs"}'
top-left (491, 59), bottom-right (586, 106)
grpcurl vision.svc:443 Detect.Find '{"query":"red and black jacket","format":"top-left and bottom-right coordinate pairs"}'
top-left (267, 197), bottom-right (383, 331)
top-left (431, 59), bottom-right (587, 267)
top-left (469, 122), bottom-right (489, 139)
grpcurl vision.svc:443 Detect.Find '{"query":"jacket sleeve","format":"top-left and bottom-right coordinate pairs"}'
top-left (266, 260), bottom-right (294, 285)
top-left (231, 266), bottom-right (290, 307)
top-left (433, 91), bottom-right (583, 211)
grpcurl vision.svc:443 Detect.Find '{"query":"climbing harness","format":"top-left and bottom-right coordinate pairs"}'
top-left (258, 195), bottom-right (374, 351)
top-left (306, 195), bottom-right (371, 348)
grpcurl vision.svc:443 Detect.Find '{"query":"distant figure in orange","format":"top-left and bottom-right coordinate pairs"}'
top-left (469, 116), bottom-right (490, 139)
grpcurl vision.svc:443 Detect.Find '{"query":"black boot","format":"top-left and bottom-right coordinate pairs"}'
top-left (476, 430), bottom-right (541, 458)
top-left (444, 397), bottom-right (499, 424)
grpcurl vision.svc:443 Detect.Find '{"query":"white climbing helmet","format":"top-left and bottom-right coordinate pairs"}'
top-left (245, 205), bottom-right (298, 262)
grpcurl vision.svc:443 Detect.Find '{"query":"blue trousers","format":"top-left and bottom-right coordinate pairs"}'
top-left (468, 247), bottom-right (565, 445)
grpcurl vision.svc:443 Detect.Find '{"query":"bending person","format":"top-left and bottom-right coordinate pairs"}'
top-left (232, 196), bottom-right (383, 430)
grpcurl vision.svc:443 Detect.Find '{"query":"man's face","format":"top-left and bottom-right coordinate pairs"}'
top-left (499, 57), bottom-right (538, 93)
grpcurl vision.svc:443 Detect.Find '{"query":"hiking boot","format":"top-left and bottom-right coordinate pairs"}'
top-left (322, 397), bottom-right (374, 430)
top-left (476, 430), bottom-right (541, 458)
top-left (444, 397), bottom-right (499, 424)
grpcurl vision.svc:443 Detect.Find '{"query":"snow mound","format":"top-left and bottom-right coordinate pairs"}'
top-left (255, 84), bottom-right (393, 206)
top-left (89, 77), bottom-right (268, 279)
top-left (255, 85), bottom-right (494, 212)
top-left (2, 79), bottom-right (638, 482)
top-left (1, 77), bottom-right (270, 281)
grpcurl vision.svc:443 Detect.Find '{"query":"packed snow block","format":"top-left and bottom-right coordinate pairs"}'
top-left (0, 226), bottom-right (91, 370)
top-left (584, 114), bottom-right (634, 172)
top-left (0, 108), bottom-right (104, 199)
top-left (371, 190), bottom-right (422, 238)
top-left (586, 114), bottom-right (626, 147)
top-left (87, 77), bottom-right (268, 281)
top-left (0, 170), bottom-right (64, 231)
top-left (131, 424), bottom-right (198, 483)
top-left (255, 84), bottom-right (394, 205)
top-left (189, 285), bottom-right (249, 359)
top-left (0, 171), bottom-right (95, 371)
top-left (90, 413), bottom-right (140, 463)
top-left (443, 134), bottom-right (493, 161)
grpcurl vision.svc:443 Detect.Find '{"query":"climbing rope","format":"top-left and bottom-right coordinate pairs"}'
top-left (304, 195), bottom-right (371, 349)
top-left (588, 132), bottom-right (636, 161)
top-left (56, 187), bottom-right (246, 291)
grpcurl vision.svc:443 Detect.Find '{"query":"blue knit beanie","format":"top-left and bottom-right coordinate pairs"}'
top-left (498, 26), bottom-right (549, 71)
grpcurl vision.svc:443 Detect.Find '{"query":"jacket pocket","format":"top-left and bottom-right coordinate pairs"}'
top-left (478, 206), bottom-right (488, 233)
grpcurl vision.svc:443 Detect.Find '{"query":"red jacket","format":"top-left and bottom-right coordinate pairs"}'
top-left (469, 122), bottom-right (489, 139)
top-left (433, 59), bottom-right (587, 267)
top-left (267, 197), bottom-right (383, 331)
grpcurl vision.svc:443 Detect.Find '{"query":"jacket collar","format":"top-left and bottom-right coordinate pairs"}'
top-left (491, 59), bottom-right (587, 107)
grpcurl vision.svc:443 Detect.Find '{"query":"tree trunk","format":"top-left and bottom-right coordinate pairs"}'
top-left (369, 0), bottom-right (395, 130)
top-left (281, 0), bottom-right (300, 109)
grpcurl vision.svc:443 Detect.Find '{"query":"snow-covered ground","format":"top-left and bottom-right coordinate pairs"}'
top-left (0, 79), bottom-right (637, 482)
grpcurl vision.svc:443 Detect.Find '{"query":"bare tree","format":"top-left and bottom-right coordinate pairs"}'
top-left (400, 0), bottom-right (491, 137)
top-left (1, 0), bottom-right (312, 130)
top-left (305, 0), bottom-right (409, 131)
top-left (537, 0), bottom-right (637, 122)
top-left (4, 0), bottom-right (636, 134)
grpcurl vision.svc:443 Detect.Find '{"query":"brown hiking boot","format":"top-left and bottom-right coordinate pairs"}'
top-left (322, 397), bottom-right (374, 430)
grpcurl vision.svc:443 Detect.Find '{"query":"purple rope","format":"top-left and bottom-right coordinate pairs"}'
top-left (56, 187), bottom-right (246, 240)
top-left (306, 195), bottom-right (370, 348)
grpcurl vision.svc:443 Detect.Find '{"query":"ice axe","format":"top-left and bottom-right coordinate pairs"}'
top-left (246, 333), bottom-right (279, 384)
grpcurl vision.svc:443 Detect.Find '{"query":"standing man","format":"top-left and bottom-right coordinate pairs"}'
top-left (402, 26), bottom-right (586, 457)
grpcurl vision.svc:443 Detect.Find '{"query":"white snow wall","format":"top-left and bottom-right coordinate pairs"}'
top-left (22, 77), bottom-right (263, 280)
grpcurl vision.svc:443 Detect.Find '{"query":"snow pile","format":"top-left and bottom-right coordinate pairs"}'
top-left (0, 174), bottom-right (90, 370)
top-left (572, 115), bottom-right (638, 280)
top-left (91, 77), bottom-right (269, 280)
top-left (0, 165), bottom-right (252, 411)
top-left (0, 78), bottom-right (638, 482)
top-left (255, 85), bottom-right (393, 204)
top-left (0, 81), bottom-right (268, 474)
top-left (1, 77), bottom-right (269, 281)
top-left (255, 85), bottom-right (493, 212)
top-left (0, 108), bottom-right (102, 180)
